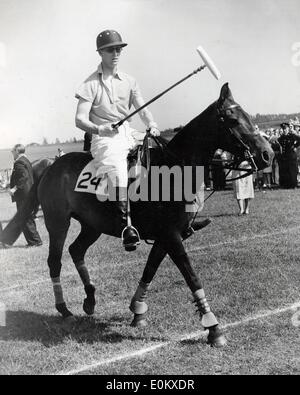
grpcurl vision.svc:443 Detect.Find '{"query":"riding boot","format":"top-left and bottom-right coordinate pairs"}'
top-left (182, 218), bottom-right (212, 240)
top-left (115, 200), bottom-right (140, 251)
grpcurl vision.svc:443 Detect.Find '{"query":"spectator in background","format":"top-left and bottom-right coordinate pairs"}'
top-left (269, 129), bottom-right (281, 186)
top-left (0, 144), bottom-right (42, 248)
top-left (277, 123), bottom-right (300, 188)
top-left (260, 130), bottom-right (273, 188)
top-left (204, 166), bottom-right (212, 191)
top-left (58, 148), bottom-right (65, 156)
top-left (262, 162), bottom-right (272, 189)
top-left (0, 174), bottom-right (7, 189)
top-left (55, 148), bottom-right (65, 160)
top-left (212, 149), bottom-right (226, 190)
top-left (232, 161), bottom-right (254, 215)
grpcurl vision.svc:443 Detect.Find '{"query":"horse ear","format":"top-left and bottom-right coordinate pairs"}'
top-left (218, 83), bottom-right (234, 104)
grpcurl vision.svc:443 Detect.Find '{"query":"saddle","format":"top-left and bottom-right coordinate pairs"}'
top-left (74, 134), bottom-right (211, 242)
top-left (128, 135), bottom-right (167, 171)
top-left (75, 135), bottom-right (167, 198)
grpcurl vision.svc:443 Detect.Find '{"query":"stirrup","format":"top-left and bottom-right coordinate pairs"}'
top-left (121, 226), bottom-right (141, 252)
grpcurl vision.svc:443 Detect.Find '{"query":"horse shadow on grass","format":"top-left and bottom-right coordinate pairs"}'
top-left (0, 310), bottom-right (166, 347)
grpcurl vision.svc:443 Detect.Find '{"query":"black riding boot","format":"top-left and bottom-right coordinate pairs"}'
top-left (115, 201), bottom-right (140, 251)
top-left (182, 218), bottom-right (212, 240)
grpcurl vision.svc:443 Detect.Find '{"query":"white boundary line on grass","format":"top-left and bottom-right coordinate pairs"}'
top-left (1, 225), bottom-right (300, 294)
top-left (0, 279), bottom-right (50, 293)
top-left (187, 225), bottom-right (300, 254)
top-left (57, 300), bottom-right (300, 376)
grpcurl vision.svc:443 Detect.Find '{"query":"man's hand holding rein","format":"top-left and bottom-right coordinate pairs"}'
top-left (97, 124), bottom-right (118, 137)
top-left (148, 122), bottom-right (160, 137)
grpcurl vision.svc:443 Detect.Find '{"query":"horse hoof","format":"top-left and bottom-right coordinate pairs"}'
top-left (207, 334), bottom-right (227, 348)
top-left (56, 303), bottom-right (73, 318)
top-left (207, 326), bottom-right (227, 348)
top-left (83, 298), bottom-right (95, 316)
top-left (130, 314), bottom-right (147, 328)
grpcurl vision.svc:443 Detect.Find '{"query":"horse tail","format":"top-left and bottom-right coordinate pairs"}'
top-left (0, 160), bottom-right (52, 246)
top-left (31, 158), bottom-right (53, 216)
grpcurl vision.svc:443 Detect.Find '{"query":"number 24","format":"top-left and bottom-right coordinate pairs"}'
top-left (77, 172), bottom-right (101, 190)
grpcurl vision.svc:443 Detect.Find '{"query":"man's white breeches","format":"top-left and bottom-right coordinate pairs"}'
top-left (91, 122), bottom-right (136, 188)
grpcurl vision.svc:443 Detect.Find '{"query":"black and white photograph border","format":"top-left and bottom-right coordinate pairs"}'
top-left (0, 0), bottom-right (299, 377)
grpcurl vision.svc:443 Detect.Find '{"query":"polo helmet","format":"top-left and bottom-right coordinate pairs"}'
top-left (96, 30), bottom-right (127, 51)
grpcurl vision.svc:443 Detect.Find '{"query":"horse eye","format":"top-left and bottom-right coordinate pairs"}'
top-left (225, 109), bottom-right (233, 116)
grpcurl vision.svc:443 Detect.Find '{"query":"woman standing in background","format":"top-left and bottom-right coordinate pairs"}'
top-left (232, 161), bottom-right (254, 215)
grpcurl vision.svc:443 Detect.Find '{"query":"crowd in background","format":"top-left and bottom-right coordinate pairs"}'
top-left (205, 117), bottom-right (300, 191)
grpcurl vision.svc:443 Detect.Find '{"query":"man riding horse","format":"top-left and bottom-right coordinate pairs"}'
top-left (75, 30), bottom-right (161, 251)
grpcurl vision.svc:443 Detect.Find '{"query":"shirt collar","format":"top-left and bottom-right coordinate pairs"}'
top-left (15, 153), bottom-right (26, 162)
top-left (97, 63), bottom-right (123, 80)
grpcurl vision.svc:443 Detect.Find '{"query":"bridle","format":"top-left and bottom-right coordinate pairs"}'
top-left (137, 104), bottom-right (260, 237)
top-left (216, 104), bottom-right (258, 180)
top-left (143, 103), bottom-right (258, 180)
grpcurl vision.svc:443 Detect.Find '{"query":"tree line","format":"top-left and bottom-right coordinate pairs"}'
top-left (32, 111), bottom-right (300, 147)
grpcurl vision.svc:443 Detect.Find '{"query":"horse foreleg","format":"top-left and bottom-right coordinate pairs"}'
top-left (163, 234), bottom-right (227, 348)
top-left (47, 225), bottom-right (73, 320)
top-left (69, 224), bottom-right (101, 316)
top-left (130, 241), bottom-right (167, 327)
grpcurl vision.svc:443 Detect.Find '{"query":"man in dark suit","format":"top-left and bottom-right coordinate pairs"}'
top-left (4, 144), bottom-right (42, 247)
top-left (277, 123), bottom-right (300, 188)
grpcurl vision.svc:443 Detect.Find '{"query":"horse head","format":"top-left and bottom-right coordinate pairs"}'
top-left (215, 83), bottom-right (274, 170)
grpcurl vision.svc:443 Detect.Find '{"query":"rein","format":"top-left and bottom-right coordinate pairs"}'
top-left (138, 104), bottom-right (259, 231)
top-left (142, 104), bottom-right (258, 181)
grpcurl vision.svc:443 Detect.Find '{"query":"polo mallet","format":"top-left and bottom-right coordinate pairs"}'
top-left (112, 46), bottom-right (221, 129)
top-left (115, 46), bottom-right (220, 250)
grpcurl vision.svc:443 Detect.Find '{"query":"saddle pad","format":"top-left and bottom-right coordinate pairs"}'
top-left (74, 160), bottom-right (108, 200)
top-left (74, 159), bottom-right (142, 201)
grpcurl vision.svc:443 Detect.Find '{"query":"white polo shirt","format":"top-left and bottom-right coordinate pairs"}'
top-left (75, 63), bottom-right (144, 126)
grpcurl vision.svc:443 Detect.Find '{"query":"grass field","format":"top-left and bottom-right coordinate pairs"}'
top-left (0, 188), bottom-right (299, 375)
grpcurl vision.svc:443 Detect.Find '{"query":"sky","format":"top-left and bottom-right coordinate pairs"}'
top-left (0, 0), bottom-right (299, 149)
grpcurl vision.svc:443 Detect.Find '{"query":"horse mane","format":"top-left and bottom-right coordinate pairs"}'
top-left (166, 101), bottom-right (219, 164)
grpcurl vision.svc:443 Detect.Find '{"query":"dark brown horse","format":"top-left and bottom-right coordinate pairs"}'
top-left (1, 84), bottom-right (273, 347)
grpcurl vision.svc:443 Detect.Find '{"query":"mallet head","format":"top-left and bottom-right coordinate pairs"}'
top-left (197, 46), bottom-right (221, 80)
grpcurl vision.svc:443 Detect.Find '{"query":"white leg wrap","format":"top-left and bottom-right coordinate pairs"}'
top-left (52, 277), bottom-right (65, 305)
top-left (130, 300), bottom-right (148, 315)
top-left (201, 312), bottom-right (219, 328)
top-left (193, 289), bottom-right (219, 328)
top-left (130, 281), bottom-right (150, 314)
